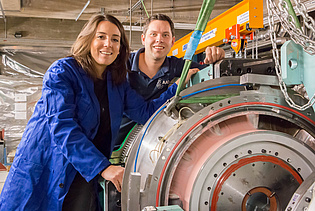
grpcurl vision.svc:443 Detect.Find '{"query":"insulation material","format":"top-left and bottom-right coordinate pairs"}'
top-left (0, 75), bottom-right (43, 158)
top-left (1, 54), bottom-right (45, 77)
top-left (0, 51), bottom-right (58, 161)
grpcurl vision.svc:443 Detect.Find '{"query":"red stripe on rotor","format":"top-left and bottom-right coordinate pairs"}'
top-left (211, 155), bottom-right (303, 210)
top-left (155, 102), bottom-right (314, 206)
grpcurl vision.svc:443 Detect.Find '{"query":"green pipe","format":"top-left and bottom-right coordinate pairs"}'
top-left (175, 0), bottom-right (216, 97)
top-left (195, 0), bottom-right (216, 31)
top-left (179, 94), bottom-right (239, 104)
top-left (175, 60), bottom-right (192, 96)
top-left (283, 0), bottom-right (301, 30)
top-left (141, 0), bottom-right (150, 18)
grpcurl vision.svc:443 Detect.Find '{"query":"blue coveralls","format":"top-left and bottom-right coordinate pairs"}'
top-left (0, 57), bottom-right (177, 210)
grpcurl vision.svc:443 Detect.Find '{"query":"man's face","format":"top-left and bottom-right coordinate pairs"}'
top-left (142, 20), bottom-right (175, 61)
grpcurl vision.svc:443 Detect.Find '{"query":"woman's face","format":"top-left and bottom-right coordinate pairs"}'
top-left (90, 21), bottom-right (121, 75)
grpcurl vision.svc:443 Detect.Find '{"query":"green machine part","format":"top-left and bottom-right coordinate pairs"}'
top-left (156, 205), bottom-right (184, 211)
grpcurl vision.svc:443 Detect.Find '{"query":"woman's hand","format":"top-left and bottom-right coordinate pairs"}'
top-left (100, 165), bottom-right (125, 192)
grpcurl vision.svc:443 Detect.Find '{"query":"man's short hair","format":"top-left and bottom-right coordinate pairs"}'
top-left (143, 14), bottom-right (175, 37)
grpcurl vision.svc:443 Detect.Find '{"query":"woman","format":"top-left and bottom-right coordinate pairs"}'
top-left (0, 14), bottom-right (181, 210)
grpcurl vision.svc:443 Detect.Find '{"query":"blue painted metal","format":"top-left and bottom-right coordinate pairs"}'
top-left (190, 65), bottom-right (213, 85)
top-left (3, 147), bottom-right (12, 166)
top-left (156, 205), bottom-right (184, 210)
top-left (281, 40), bottom-right (315, 109)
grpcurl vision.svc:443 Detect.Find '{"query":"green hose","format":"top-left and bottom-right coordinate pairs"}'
top-left (283, 0), bottom-right (301, 30)
top-left (175, 0), bottom-right (217, 97)
top-left (165, 0), bottom-right (217, 116)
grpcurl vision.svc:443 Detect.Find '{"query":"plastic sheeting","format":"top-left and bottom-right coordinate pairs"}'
top-left (0, 48), bottom-right (69, 77)
top-left (2, 54), bottom-right (44, 78)
top-left (0, 75), bottom-right (42, 157)
top-left (0, 46), bottom-right (70, 163)
top-left (0, 48), bottom-right (69, 162)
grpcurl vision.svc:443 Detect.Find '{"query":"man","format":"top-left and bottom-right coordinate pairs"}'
top-left (115, 14), bottom-right (225, 147)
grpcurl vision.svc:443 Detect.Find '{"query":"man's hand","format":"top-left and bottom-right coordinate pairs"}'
top-left (100, 165), bottom-right (125, 192)
top-left (175, 68), bottom-right (199, 85)
top-left (204, 46), bottom-right (225, 64)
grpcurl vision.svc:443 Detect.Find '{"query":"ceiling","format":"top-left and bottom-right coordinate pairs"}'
top-left (0, 0), bottom-right (251, 74)
top-left (0, 0), bottom-right (313, 75)
top-left (0, 0), bottom-right (245, 50)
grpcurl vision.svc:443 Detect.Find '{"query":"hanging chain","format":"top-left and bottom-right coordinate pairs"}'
top-left (266, 0), bottom-right (315, 110)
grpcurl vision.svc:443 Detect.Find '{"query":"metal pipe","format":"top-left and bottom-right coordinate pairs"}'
top-left (0, 2), bottom-right (6, 23)
top-left (130, 0), bottom-right (142, 12)
top-left (140, 10), bottom-right (142, 30)
top-left (100, 8), bottom-right (105, 15)
top-left (172, 0), bottom-right (175, 19)
top-left (130, 0), bottom-right (132, 47)
top-left (252, 40), bottom-right (254, 59)
top-left (0, 1), bottom-right (7, 38)
top-left (256, 31), bottom-right (258, 59)
top-left (75, 0), bottom-right (90, 21)
top-left (4, 20), bottom-right (6, 39)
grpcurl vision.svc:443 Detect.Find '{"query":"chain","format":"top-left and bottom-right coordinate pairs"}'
top-left (294, 0), bottom-right (315, 37)
top-left (267, 0), bottom-right (315, 111)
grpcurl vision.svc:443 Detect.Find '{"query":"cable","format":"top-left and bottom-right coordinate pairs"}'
top-left (133, 83), bottom-right (246, 172)
top-left (134, 105), bottom-right (166, 172)
top-left (148, 106), bottom-right (194, 164)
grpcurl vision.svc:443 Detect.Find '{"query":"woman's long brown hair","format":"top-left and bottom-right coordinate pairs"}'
top-left (71, 14), bottom-right (130, 84)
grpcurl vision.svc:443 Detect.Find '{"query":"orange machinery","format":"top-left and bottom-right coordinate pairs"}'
top-left (168, 0), bottom-right (263, 58)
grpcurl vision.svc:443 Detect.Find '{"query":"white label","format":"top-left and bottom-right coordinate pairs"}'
top-left (231, 41), bottom-right (238, 47)
top-left (15, 94), bottom-right (27, 102)
top-left (183, 44), bottom-right (188, 51)
top-left (172, 48), bottom-right (178, 56)
top-left (15, 103), bottom-right (27, 111)
top-left (199, 28), bottom-right (217, 44)
top-left (15, 112), bottom-right (27, 120)
top-left (237, 11), bottom-right (249, 25)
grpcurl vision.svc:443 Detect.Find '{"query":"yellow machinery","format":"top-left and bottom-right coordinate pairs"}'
top-left (168, 0), bottom-right (263, 58)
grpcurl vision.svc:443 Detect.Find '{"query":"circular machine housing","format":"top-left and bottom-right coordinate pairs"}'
top-left (121, 76), bottom-right (315, 211)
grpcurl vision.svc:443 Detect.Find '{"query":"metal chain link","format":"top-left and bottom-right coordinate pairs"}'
top-left (267, 0), bottom-right (315, 111)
